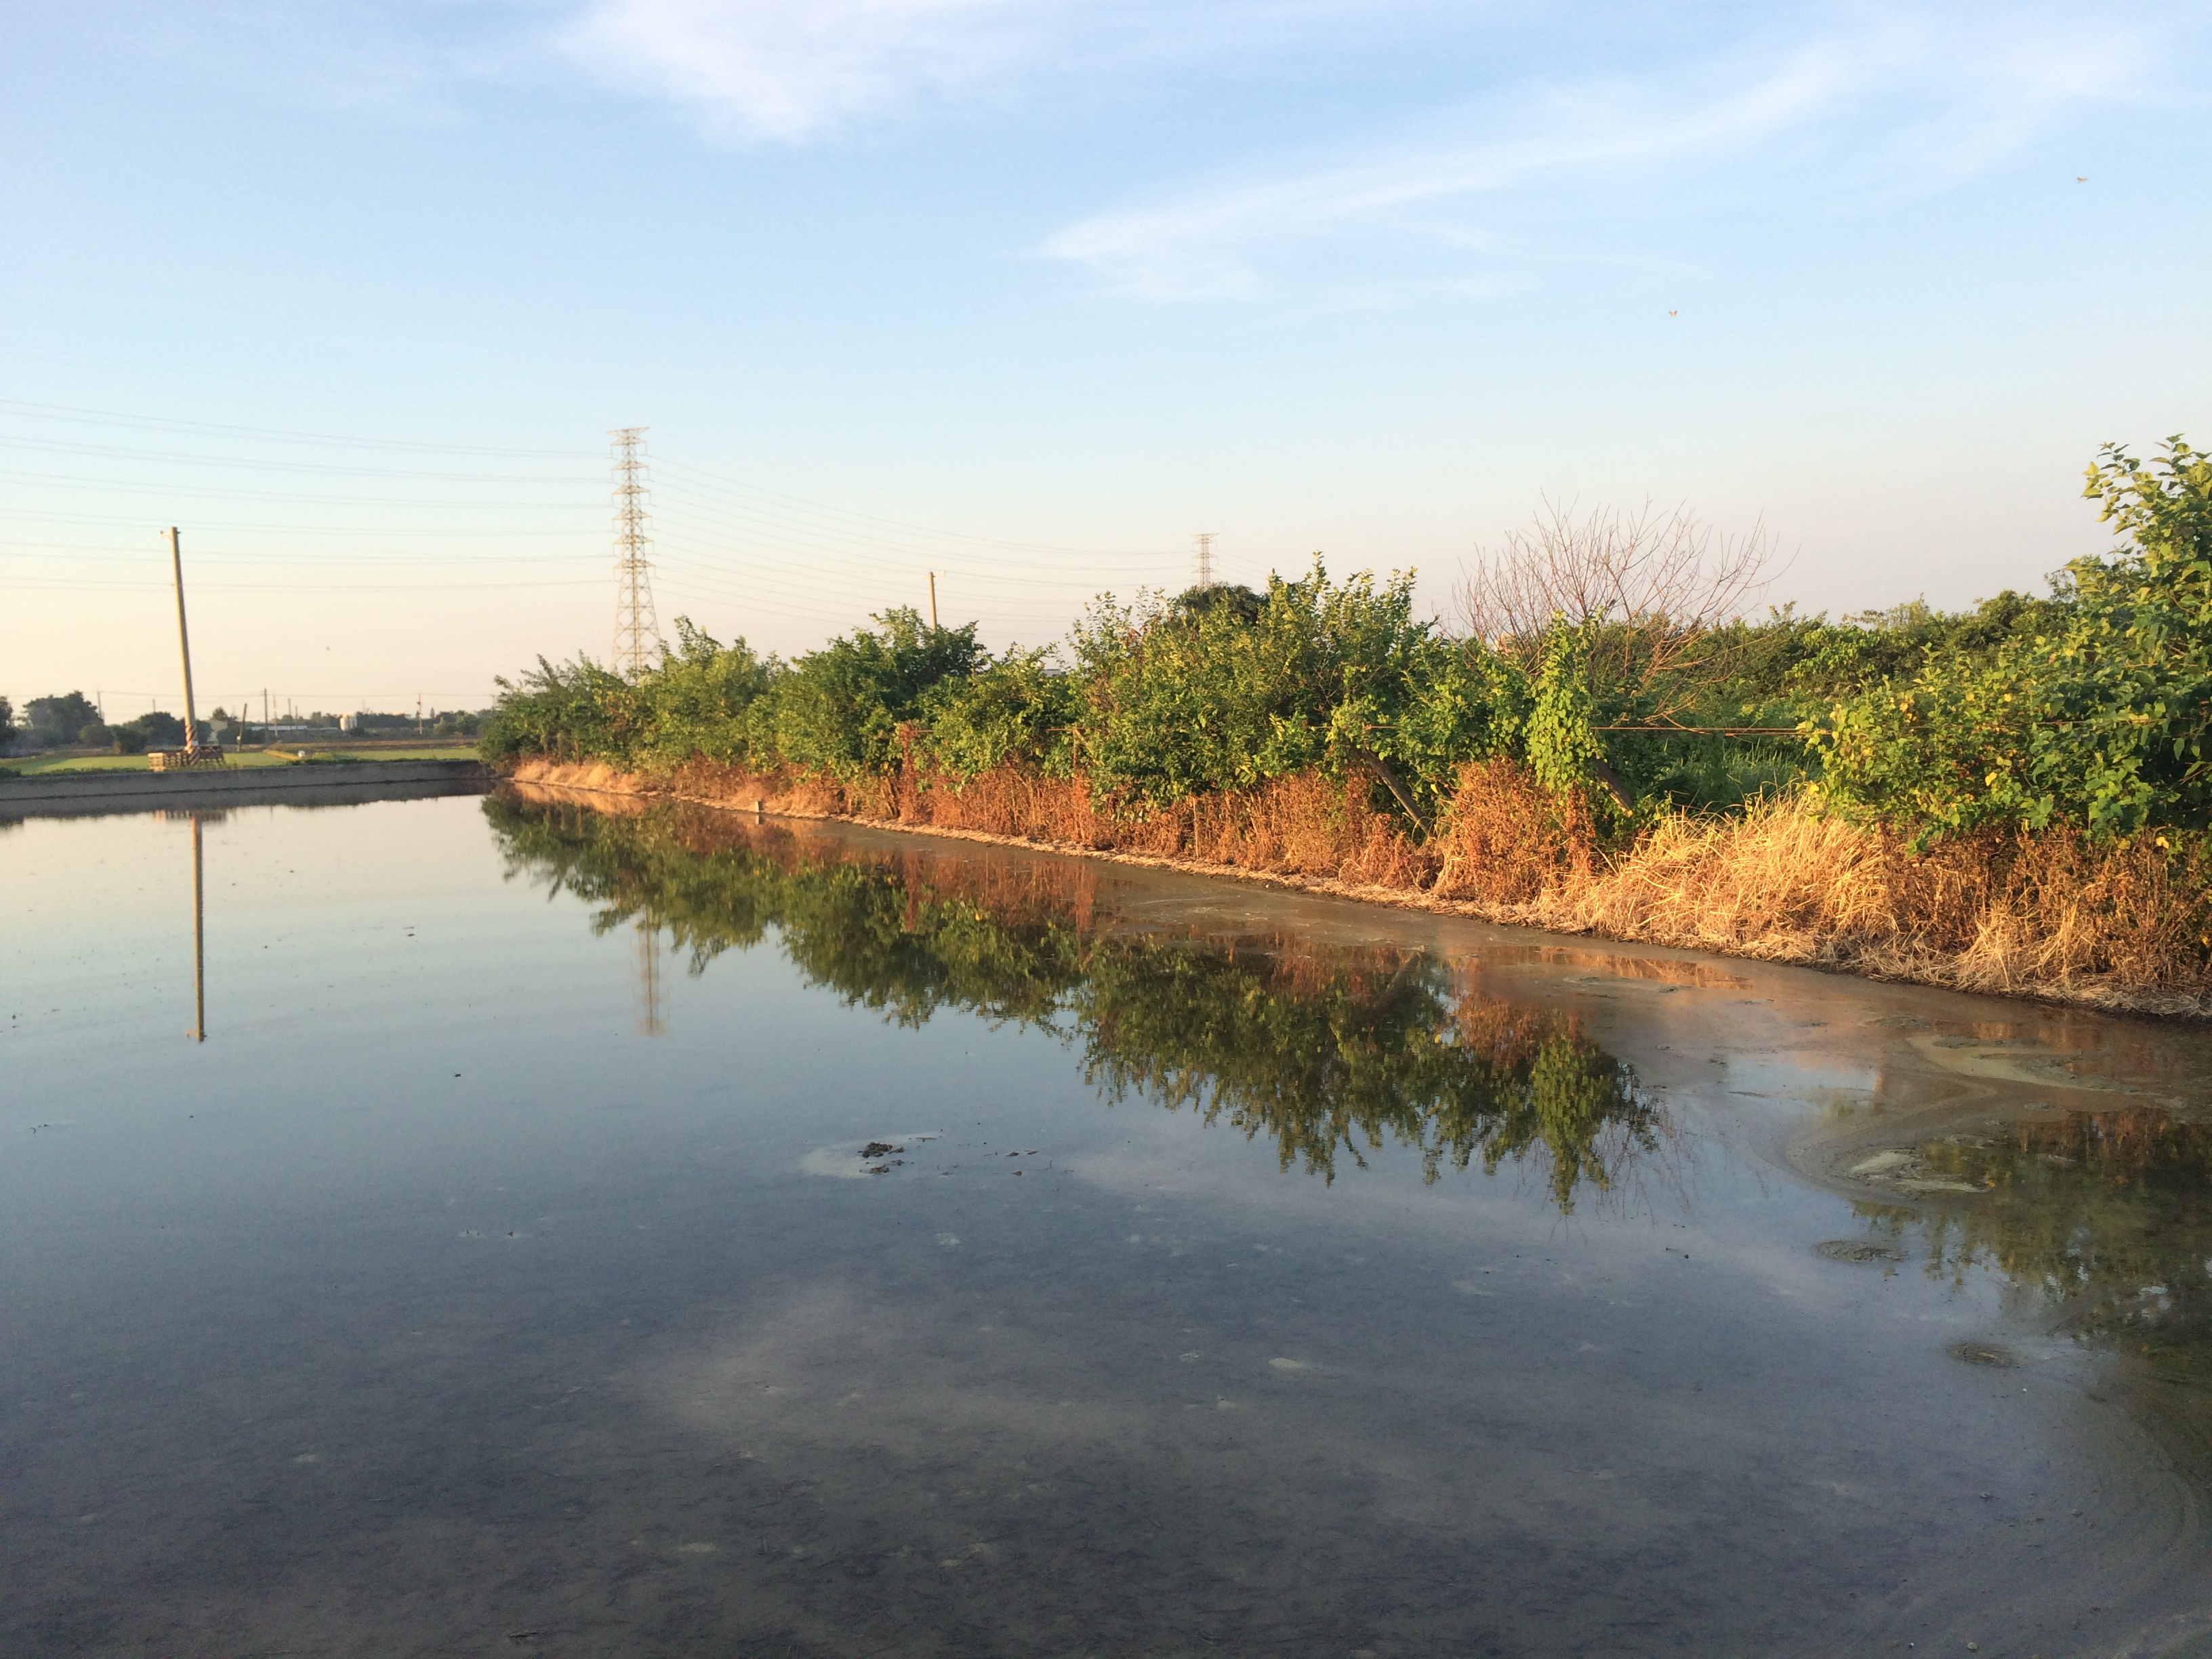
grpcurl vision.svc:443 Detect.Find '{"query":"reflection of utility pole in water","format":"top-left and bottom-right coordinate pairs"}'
top-left (188, 814), bottom-right (207, 1042)
top-left (634, 917), bottom-right (665, 1037)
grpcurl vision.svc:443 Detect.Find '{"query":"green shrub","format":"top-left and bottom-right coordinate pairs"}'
top-left (765, 609), bottom-right (979, 783)
top-left (1072, 560), bottom-right (1517, 819)
top-left (480, 435), bottom-right (2212, 846)
top-left (1814, 438), bottom-right (2212, 840)
top-left (920, 647), bottom-right (1082, 780)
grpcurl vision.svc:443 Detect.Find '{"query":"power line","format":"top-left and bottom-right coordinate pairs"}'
top-left (0, 434), bottom-right (593, 483)
top-left (0, 471), bottom-right (597, 510)
top-left (0, 541), bottom-right (602, 565)
top-left (0, 508), bottom-right (600, 537)
top-left (0, 396), bottom-right (597, 457)
top-left (653, 457), bottom-right (1181, 560)
top-left (0, 397), bottom-right (1254, 655)
top-left (1, 576), bottom-right (604, 593)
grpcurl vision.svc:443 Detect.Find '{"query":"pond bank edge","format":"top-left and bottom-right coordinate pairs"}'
top-left (503, 758), bottom-right (2212, 1022)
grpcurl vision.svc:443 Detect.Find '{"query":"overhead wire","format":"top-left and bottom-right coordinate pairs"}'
top-left (0, 399), bottom-right (1209, 645)
top-left (0, 434), bottom-right (597, 484)
top-left (0, 396), bottom-right (599, 457)
top-left (653, 457), bottom-right (1183, 560)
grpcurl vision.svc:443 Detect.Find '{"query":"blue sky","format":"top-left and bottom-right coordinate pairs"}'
top-left (3, 0), bottom-right (2207, 716)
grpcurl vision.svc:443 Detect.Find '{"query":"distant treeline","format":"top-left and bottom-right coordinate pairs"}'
top-left (0, 695), bottom-right (487, 754)
top-left (485, 438), bottom-right (2211, 845)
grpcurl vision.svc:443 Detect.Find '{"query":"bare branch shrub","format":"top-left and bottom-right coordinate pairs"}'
top-left (1460, 500), bottom-right (1784, 718)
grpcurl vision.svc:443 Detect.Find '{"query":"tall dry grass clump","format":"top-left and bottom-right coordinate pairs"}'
top-left (1429, 759), bottom-right (1593, 903)
top-left (1543, 794), bottom-right (1914, 962)
top-left (1521, 793), bottom-right (2212, 1010)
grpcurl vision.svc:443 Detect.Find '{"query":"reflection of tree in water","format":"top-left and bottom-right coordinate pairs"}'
top-left (1863, 1109), bottom-right (2212, 1379)
top-left (489, 795), bottom-right (1088, 1027)
top-left (487, 795), bottom-right (1660, 1212)
top-left (1078, 945), bottom-right (1657, 1203)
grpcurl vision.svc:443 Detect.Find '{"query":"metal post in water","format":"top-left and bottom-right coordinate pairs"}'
top-left (167, 527), bottom-right (201, 753)
top-left (188, 814), bottom-right (206, 1042)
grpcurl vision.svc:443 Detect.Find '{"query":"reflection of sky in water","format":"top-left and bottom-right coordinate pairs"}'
top-left (3, 793), bottom-right (2211, 1656)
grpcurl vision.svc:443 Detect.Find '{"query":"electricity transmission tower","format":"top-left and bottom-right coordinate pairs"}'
top-left (610, 427), bottom-right (660, 676)
top-left (1193, 532), bottom-right (1217, 590)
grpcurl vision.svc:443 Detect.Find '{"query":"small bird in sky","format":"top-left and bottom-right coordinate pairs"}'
top-left (1668, 310), bottom-right (1678, 316)
top-left (2076, 176), bottom-right (2088, 182)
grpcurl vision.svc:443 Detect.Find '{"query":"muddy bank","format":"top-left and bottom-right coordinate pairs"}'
top-left (501, 757), bottom-right (2212, 1021)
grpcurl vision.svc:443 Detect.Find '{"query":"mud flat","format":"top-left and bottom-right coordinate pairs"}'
top-left (0, 758), bottom-right (491, 819)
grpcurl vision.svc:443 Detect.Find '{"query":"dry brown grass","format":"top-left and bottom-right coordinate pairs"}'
top-left (504, 753), bottom-right (2212, 1017)
top-left (1505, 792), bottom-right (2212, 1012)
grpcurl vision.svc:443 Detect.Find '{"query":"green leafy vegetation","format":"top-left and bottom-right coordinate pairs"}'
top-left (485, 562), bottom-right (1531, 827)
top-left (484, 436), bottom-right (2212, 852)
top-left (1811, 438), bottom-right (2212, 840)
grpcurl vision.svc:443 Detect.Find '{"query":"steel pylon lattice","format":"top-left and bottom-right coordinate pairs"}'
top-left (610, 427), bottom-right (660, 677)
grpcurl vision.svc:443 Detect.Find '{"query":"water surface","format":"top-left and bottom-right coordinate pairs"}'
top-left (4, 790), bottom-right (2211, 1656)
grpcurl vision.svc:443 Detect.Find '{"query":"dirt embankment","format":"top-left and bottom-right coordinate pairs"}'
top-left (504, 755), bottom-right (2212, 1019)
top-left (3, 758), bottom-right (491, 819)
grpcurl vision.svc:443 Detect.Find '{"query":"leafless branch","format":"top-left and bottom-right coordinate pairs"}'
top-left (1460, 499), bottom-right (1786, 714)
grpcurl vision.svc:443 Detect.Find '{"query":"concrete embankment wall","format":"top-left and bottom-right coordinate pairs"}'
top-left (0, 759), bottom-right (493, 820)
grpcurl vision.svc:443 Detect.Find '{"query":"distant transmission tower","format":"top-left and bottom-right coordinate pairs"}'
top-left (1193, 532), bottom-right (1218, 590)
top-left (610, 427), bottom-right (660, 676)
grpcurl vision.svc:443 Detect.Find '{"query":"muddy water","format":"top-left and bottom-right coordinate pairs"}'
top-left (3, 790), bottom-right (2211, 1657)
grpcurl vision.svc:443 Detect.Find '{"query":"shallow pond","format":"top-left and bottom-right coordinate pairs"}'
top-left (4, 787), bottom-right (2211, 1657)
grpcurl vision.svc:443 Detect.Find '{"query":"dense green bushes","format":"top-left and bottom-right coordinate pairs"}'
top-left (485, 562), bottom-right (1534, 823)
top-left (1813, 438), bottom-right (2212, 839)
top-left (1066, 566), bottom-right (1520, 821)
top-left (485, 436), bottom-right (2212, 846)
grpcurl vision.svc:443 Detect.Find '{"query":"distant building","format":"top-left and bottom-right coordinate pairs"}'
top-left (338, 713), bottom-right (361, 733)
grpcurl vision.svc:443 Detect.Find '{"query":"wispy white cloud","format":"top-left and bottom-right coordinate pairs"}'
top-left (1040, 6), bottom-right (2161, 302)
top-left (554, 0), bottom-right (1466, 142)
top-left (558, 0), bottom-right (1047, 142)
top-left (548, 1), bottom-right (2187, 302)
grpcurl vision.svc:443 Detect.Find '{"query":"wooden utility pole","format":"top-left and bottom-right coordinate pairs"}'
top-left (928, 571), bottom-right (939, 630)
top-left (151, 527), bottom-right (225, 769)
top-left (168, 527), bottom-right (201, 750)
